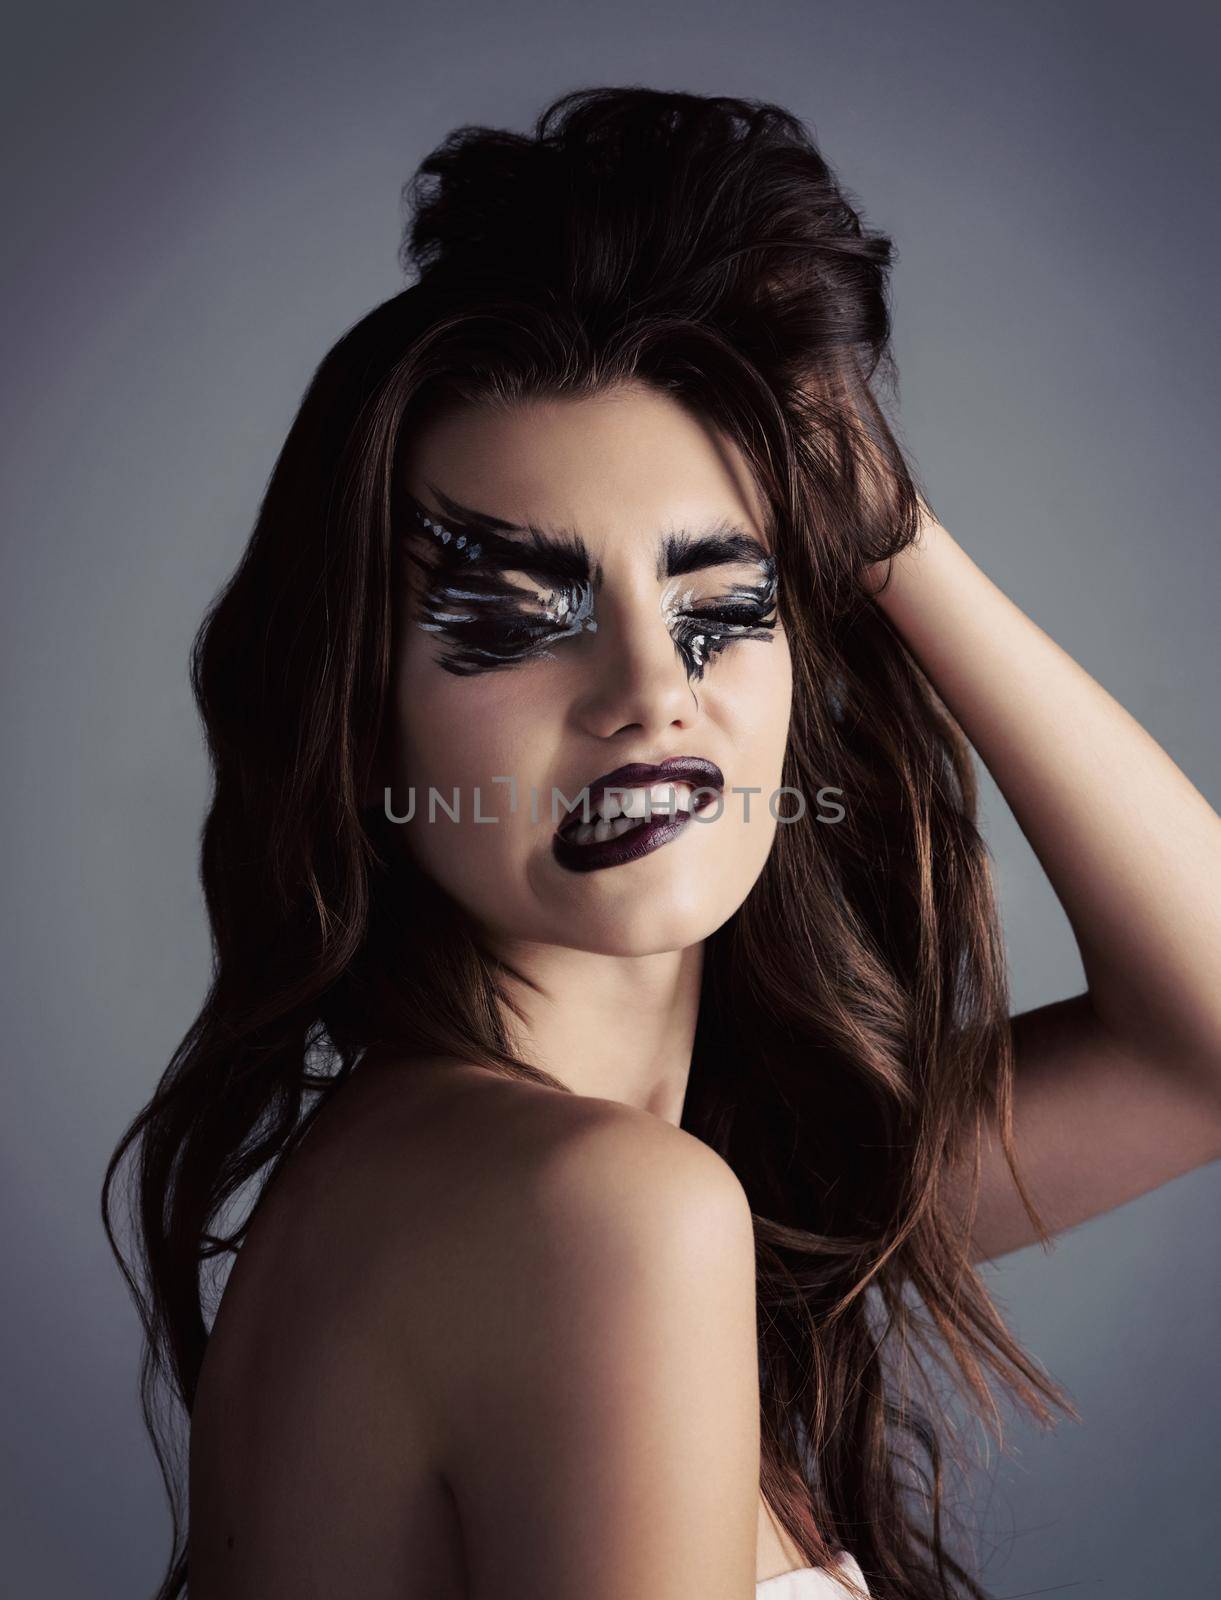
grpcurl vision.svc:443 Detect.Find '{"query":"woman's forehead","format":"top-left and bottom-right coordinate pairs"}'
top-left (401, 386), bottom-right (773, 553)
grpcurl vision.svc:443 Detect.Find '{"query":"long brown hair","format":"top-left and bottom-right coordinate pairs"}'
top-left (104, 86), bottom-right (1076, 1600)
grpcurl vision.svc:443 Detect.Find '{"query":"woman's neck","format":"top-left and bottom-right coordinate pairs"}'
top-left (490, 937), bottom-right (706, 1123)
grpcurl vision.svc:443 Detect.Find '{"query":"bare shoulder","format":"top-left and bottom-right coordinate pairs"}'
top-left (206, 1053), bottom-right (754, 1390)
top-left (521, 1073), bottom-right (755, 1224)
top-left (193, 1058), bottom-right (761, 1597)
top-left (468, 1073), bottom-right (759, 1328)
top-left (355, 1053), bottom-right (755, 1260)
top-left (400, 1069), bottom-right (762, 1598)
top-left (354, 1058), bottom-right (758, 1380)
top-left (415, 1060), bottom-right (758, 1315)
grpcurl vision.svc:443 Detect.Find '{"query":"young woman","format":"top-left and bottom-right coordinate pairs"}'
top-left (104, 87), bottom-right (1221, 1600)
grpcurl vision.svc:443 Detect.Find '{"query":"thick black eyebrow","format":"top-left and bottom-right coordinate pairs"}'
top-left (656, 525), bottom-right (773, 581)
top-left (409, 485), bottom-right (773, 588)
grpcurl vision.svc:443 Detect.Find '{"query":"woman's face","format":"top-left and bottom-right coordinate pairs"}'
top-left (378, 381), bottom-right (793, 957)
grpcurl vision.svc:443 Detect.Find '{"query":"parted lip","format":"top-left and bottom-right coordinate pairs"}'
top-left (558, 756), bottom-right (725, 830)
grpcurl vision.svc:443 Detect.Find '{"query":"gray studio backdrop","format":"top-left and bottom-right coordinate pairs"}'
top-left (3, 2), bottom-right (1218, 1595)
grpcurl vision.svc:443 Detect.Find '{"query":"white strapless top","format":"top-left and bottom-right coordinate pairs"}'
top-left (756, 1548), bottom-right (870, 1597)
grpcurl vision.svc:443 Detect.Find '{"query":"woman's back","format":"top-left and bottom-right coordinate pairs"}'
top-left (190, 1056), bottom-right (829, 1598)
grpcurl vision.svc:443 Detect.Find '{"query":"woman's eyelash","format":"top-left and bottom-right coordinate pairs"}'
top-left (464, 595), bottom-right (777, 687)
top-left (421, 582), bottom-right (598, 676)
top-left (688, 601), bottom-right (776, 626)
top-left (479, 598), bottom-right (775, 651)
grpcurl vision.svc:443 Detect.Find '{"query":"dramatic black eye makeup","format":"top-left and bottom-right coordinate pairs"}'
top-left (657, 531), bottom-right (779, 683)
top-left (399, 485), bottom-right (779, 682)
top-left (400, 487), bottom-right (602, 678)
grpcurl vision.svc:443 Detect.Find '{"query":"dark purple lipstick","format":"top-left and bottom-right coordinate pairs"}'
top-left (552, 756), bottom-right (725, 875)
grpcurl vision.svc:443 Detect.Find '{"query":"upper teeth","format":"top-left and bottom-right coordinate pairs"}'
top-left (590, 782), bottom-right (694, 822)
top-left (560, 782), bottom-right (705, 847)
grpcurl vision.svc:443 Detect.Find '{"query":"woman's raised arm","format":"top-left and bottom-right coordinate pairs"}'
top-left (867, 512), bottom-right (1221, 1260)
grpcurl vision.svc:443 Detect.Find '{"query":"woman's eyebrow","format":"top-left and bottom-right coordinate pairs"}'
top-left (657, 525), bottom-right (773, 580)
top-left (412, 485), bottom-right (772, 588)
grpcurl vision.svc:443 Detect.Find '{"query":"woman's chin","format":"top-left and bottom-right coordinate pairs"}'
top-left (542, 878), bottom-right (739, 957)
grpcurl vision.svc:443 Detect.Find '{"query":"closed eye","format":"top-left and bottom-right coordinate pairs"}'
top-left (690, 602), bottom-right (776, 627)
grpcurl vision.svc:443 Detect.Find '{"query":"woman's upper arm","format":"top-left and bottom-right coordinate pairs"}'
top-left (442, 1111), bottom-right (762, 1600)
top-left (945, 992), bottom-right (1221, 1264)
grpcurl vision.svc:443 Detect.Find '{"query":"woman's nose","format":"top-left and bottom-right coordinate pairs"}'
top-left (570, 586), bottom-right (698, 740)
